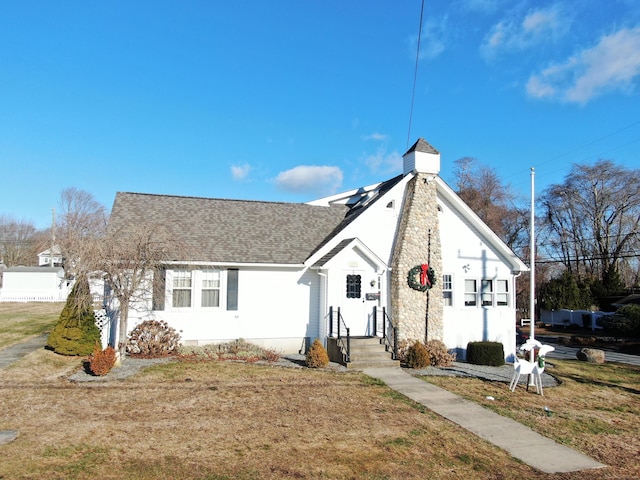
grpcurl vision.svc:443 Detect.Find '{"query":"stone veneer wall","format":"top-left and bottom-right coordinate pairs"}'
top-left (390, 173), bottom-right (443, 343)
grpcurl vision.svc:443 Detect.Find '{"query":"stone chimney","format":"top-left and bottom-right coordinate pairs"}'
top-left (391, 138), bottom-right (444, 344)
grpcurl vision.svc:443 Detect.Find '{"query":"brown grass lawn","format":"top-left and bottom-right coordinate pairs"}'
top-left (1, 354), bottom-right (638, 480)
top-left (425, 360), bottom-right (640, 480)
top-left (0, 302), bottom-right (64, 349)
top-left (0, 303), bottom-right (638, 479)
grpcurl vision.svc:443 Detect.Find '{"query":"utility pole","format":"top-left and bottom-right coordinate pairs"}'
top-left (529, 168), bottom-right (536, 385)
top-left (51, 208), bottom-right (56, 266)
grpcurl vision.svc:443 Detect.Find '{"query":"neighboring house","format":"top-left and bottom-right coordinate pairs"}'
top-left (0, 266), bottom-right (69, 302)
top-left (106, 139), bottom-right (528, 359)
top-left (38, 246), bottom-right (63, 267)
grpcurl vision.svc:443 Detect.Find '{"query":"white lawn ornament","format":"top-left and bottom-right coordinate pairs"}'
top-left (509, 344), bottom-right (555, 396)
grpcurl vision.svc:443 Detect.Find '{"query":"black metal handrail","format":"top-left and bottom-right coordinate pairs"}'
top-left (378, 306), bottom-right (398, 360)
top-left (329, 306), bottom-right (350, 363)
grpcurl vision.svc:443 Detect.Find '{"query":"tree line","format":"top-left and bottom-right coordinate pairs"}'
top-left (453, 157), bottom-right (639, 315)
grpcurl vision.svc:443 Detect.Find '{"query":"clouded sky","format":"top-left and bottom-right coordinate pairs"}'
top-left (1, 0), bottom-right (639, 228)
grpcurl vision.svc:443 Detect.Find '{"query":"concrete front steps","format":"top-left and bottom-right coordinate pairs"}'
top-left (342, 336), bottom-right (400, 369)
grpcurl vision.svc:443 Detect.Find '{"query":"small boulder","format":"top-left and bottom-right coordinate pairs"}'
top-left (577, 348), bottom-right (605, 363)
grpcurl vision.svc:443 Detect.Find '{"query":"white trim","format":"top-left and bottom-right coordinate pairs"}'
top-left (162, 260), bottom-right (303, 268)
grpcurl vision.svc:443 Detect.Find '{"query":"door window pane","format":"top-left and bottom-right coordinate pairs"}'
top-left (346, 274), bottom-right (361, 298)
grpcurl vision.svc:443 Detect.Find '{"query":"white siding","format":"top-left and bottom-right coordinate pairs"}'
top-left (439, 195), bottom-right (517, 359)
top-left (124, 266), bottom-right (319, 354)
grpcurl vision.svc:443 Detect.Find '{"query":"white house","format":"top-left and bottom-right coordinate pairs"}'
top-left (0, 266), bottom-right (68, 302)
top-left (106, 139), bottom-right (528, 360)
top-left (38, 246), bottom-right (63, 267)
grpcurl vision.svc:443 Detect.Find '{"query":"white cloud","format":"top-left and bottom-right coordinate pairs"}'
top-left (481, 4), bottom-right (570, 59)
top-left (230, 163), bottom-right (251, 180)
top-left (408, 16), bottom-right (448, 61)
top-left (362, 132), bottom-right (388, 141)
top-left (422, 16), bottom-right (448, 60)
top-left (362, 148), bottom-right (403, 175)
top-left (274, 165), bottom-right (343, 195)
top-left (526, 27), bottom-right (640, 104)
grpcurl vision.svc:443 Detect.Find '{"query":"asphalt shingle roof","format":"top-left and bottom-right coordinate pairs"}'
top-left (108, 193), bottom-right (349, 264)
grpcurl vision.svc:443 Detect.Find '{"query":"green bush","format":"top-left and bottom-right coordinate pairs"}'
top-left (305, 339), bottom-right (329, 368)
top-left (405, 341), bottom-right (431, 369)
top-left (46, 276), bottom-right (101, 356)
top-left (600, 305), bottom-right (640, 336)
top-left (466, 341), bottom-right (504, 366)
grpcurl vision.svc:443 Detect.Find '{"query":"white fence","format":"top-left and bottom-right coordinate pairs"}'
top-left (0, 290), bottom-right (68, 303)
top-left (540, 309), bottom-right (614, 331)
top-left (0, 290), bottom-right (104, 304)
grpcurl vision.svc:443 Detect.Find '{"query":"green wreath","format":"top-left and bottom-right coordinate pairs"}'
top-left (407, 264), bottom-right (436, 292)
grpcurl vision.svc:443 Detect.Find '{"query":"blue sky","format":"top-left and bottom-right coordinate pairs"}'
top-left (1, 0), bottom-right (639, 229)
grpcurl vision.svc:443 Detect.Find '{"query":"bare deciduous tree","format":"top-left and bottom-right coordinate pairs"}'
top-left (100, 223), bottom-right (182, 359)
top-left (57, 187), bottom-right (108, 278)
top-left (453, 157), bottom-right (529, 253)
top-left (0, 215), bottom-right (38, 267)
top-left (539, 160), bottom-right (640, 292)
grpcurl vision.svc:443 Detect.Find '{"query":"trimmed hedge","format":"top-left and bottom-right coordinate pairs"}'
top-left (466, 341), bottom-right (505, 366)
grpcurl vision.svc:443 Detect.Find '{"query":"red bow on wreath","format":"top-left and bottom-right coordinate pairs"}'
top-left (420, 264), bottom-right (431, 287)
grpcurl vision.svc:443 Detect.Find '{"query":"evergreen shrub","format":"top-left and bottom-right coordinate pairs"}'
top-left (405, 341), bottom-right (430, 369)
top-left (600, 305), bottom-right (640, 336)
top-left (466, 341), bottom-right (505, 366)
top-left (305, 339), bottom-right (329, 368)
top-left (46, 276), bottom-right (101, 356)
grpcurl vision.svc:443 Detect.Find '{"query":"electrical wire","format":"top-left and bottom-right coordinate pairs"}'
top-left (406, 0), bottom-right (425, 150)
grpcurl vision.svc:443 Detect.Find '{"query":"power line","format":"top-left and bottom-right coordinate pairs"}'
top-left (406, 0), bottom-right (425, 150)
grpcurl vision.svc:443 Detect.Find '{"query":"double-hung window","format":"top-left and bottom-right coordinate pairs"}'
top-left (481, 280), bottom-right (493, 306)
top-left (497, 280), bottom-right (509, 306)
top-left (464, 279), bottom-right (477, 307)
top-left (172, 270), bottom-right (192, 308)
top-left (442, 274), bottom-right (453, 306)
top-left (201, 269), bottom-right (221, 307)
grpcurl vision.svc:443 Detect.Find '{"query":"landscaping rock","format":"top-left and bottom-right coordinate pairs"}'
top-left (576, 348), bottom-right (605, 363)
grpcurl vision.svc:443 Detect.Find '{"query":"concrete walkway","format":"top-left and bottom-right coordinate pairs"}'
top-left (0, 334), bottom-right (49, 370)
top-left (363, 366), bottom-right (606, 474)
